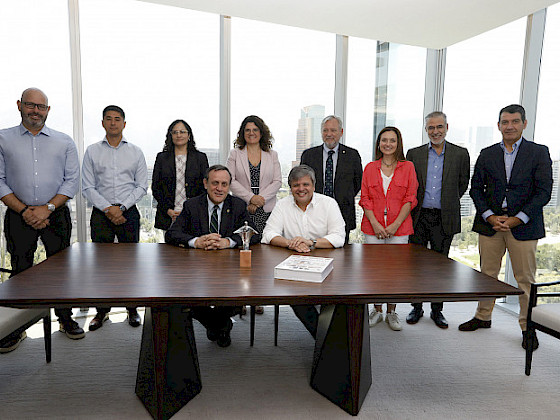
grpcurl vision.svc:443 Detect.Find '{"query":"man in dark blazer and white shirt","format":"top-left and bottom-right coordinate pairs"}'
top-left (458, 104), bottom-right (552, 352)
top-left (300, 115), bottom-right (362, 243)
top-left (406, 111), bottom-right (470, 328)
top-left (166, 164), bottom-right (259, 347)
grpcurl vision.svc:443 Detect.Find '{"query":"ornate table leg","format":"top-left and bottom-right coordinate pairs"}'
top-left (136, 306), bottom-right (202, 420)
top-left (310, 304), bottom-right (371, 415)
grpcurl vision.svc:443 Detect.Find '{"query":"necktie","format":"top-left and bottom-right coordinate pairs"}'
top-left (324, 150), bottom-right (334, 197)
top-left (210, 205), bottom-right (219, 233)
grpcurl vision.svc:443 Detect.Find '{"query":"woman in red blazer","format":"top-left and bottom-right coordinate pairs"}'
top-left (359, 126), bottom-right (418, 331)
top-left (227, 115), bottom-right (282, 314)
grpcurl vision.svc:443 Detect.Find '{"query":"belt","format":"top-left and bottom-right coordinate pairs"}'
top-left (422, 207), bottom-right (441, 213)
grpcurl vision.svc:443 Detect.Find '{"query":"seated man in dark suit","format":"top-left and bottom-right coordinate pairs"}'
top-left (166, 164), bottom-right (259, 347)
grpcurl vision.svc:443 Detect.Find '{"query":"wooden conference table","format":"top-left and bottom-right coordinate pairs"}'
top-left (0, 243), bottom-right (521, 419)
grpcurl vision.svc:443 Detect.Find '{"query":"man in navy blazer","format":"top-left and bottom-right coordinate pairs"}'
top-left (166, 165), bottom-right (259, 347)
top-left (300, 115), bottom-right (362, 243)
top-left (458, 105), bottom-right (552, 352)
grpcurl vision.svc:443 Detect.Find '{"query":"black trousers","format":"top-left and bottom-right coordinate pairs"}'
top-left (4, 206), bottom-right (72, 319)
top-left (90, 206), bottom-right (140, 314)
top-left (409, 208), bottom-right (454, 313)
top-left (190, 306), bottom-right (240, 333)
top-left (291, 305), bottom-right (319, 338)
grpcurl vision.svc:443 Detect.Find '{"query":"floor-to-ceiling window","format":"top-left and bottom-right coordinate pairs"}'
top-left (79, 0), bottom-right (220, 243)
top-left (444, 18), bottom-right (527, 279)
top-left (0, 0), bottom-right (74, 278)
top-left (385, 44), bottom-right (426, 154)
top-left (534, 4), bottom-right (560, 291)
top-left (231, 17), bottom-right (336, 186)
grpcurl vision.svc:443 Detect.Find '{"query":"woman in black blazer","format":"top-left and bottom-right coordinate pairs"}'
top-left (152, 119), bottom-right (209, 231)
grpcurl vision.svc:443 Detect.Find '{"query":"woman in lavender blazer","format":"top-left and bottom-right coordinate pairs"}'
top-left (227, 115), bottom-right (282, 314)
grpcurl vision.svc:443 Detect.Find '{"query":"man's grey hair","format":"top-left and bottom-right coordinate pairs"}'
top-left (424, 111), bottom-right (447, 125)
top-left (321, 115), bottom-right (343, 131)
top-left (288, 165), bottom-right (316, 187)
top-left (21, 87), bottom-right (48, 105)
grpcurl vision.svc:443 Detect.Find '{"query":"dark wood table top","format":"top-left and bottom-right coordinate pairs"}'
top-left (0, 243), bottom-right (521, 308)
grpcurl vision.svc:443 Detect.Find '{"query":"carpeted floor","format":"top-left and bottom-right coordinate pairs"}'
top-left (0, 302), bottom-right (558, 419)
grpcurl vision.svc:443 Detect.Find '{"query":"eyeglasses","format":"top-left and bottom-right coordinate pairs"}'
top-left (22, 102), bottom-right (48, 111)
top-left (171, 130), bottom-right (188, 135)
top-left (426, 124), bottom-right (445, 131)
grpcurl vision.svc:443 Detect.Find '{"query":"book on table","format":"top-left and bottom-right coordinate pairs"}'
top-left (274, 255), bottom-right (334, 283)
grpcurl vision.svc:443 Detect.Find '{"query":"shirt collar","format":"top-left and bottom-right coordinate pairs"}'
top-left (290, 191), bottom-right (316, 211)
top-left (428, 140), bottom-right (446, 155)
top-left (19, 123), bottom-right (50, 137)
top-left (428, 140), bottom-right (447, 156)
top-left (323, 143), bottom-right (339, 154)
top-left (103, 136), bottom-right (128, 148)
top-left (499, 137), bottom-right (523, 153)
top-left (207, 196), bottom-right (224, 211)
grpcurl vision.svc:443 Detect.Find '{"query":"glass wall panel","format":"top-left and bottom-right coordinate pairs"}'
top-left (385, 44), bottom-right (426, 155)
top-left (231, 18), bottom-right (336, 183)
top-left (534, 4), bottom-right (560, 290)
top-left (349, 40), bottom-right (426, 243)
top-left (0, 0), bottom-right (73, 277)
top-left (346, 37), bottom-right (376, 163)
top-left (80, 0), bottom-right (219, 242)
top-left (444, 18), bottom-right (526, 278)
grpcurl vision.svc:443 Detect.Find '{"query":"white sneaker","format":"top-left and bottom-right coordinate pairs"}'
top-left (386, 311), bottom-right (402, 331)
top-left (369, 310), bottom-right (383, 327)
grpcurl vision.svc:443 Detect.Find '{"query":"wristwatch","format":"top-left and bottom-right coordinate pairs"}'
top-left (47, 202), bottom-right (55, 212)
top-left (119, 205), bottom-right (127, 212)
top-left (310, 239), bottom-right (317, 250)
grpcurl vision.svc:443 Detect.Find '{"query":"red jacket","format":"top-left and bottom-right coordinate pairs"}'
top-left (359, 160), bottom-right (418, 236)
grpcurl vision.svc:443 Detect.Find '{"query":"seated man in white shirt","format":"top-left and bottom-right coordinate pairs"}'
top-left (262, 164), bottom-right (345, 337)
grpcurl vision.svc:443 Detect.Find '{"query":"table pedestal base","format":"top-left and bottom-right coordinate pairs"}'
top-left (136, 307), bottom-right (201, 420)
top-left (311, 304), bottom-right (372, 415)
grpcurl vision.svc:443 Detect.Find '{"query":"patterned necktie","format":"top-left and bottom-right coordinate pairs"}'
top-left (324, 150), bottom-right (335, 197)
top-left (210, 205), bottom-right (219, 233)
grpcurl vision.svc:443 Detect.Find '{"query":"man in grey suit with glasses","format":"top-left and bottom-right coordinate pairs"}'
top-left (406, 111), bottom-right (470, 329)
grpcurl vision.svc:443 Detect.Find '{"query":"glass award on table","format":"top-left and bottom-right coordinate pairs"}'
top-left (234, 221), bottom-right (258, 268)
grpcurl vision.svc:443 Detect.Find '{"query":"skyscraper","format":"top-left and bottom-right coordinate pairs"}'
top-left (294, 105), bottom-right (325, 166)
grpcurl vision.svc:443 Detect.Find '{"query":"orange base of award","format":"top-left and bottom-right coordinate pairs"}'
top-left (240, 250), bottom-right (252, 268)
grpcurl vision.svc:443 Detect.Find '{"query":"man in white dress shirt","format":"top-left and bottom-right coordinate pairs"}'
top-left (262, 164), bottom-right (345, 337)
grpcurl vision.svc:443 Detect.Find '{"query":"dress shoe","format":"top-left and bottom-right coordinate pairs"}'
top-left (0, 331), bottom-right (27, 354)
top-left (522, 331), bottom-right (539, 351)
top-left (89, 313), bottom-right (109, 331)
top-left (430, 310), bottom-right (448, 329)
top-left (216, 330), bottom-right (232, 347)
top-left (127, 309), bottom-right (141, 327)
top-left (206, 328), bottom-right (218, 342)
top-left (58, 317), bottom-right (86, 339)
top-left (216, 319), bottom-right (233, 347)
top-left (458, 317), bottom-right (491, 331)
top-left (406, 307), bottom-right (424, 324)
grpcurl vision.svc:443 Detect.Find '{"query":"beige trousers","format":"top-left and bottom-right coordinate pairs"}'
top-left (475, 231), bottom-right (537, 331)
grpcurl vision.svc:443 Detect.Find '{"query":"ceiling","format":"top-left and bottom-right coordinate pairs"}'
top-left (138, 0), bottom-right (559, 49)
